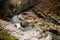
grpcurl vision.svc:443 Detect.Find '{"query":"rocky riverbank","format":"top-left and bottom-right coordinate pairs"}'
top-left (0, 11), bottom-right (60, 40)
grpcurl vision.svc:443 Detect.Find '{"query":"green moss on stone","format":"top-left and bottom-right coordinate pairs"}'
top-left (0, 27), bottom-right (18, 40)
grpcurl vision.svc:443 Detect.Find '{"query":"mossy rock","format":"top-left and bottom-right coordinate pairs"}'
top-left (0, 27), bottom-right (18, 40)
top-left (0, 34), bottom-right (18, 40)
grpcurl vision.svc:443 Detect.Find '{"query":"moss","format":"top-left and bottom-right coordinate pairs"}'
top-left (0, 34), bottom-right (18, 40)
top-left (0, 27), bottom-right (18, 40)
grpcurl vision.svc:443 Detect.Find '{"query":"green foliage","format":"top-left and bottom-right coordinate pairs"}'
top-left (19, 0), bottom-right (40, 11)
top-left (0, 27), bottom-right (18, 40)
top-left (19, 0), bottom-right (31, 11)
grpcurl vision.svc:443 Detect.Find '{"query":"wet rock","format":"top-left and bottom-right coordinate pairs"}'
top-left (52, 33), bottom-right (60, 40)
top-left (0, 19), bottom-right (52, 40)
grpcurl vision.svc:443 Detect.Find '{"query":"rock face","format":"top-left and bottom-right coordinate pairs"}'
top-left (0, 19), bottom-right (52, 40)
top-left (0, 0), bottom-right (60, 40)
top-left (0, 10), bottom-right (60, 40)
top-left (33, 0), bottom-right (60, 25)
